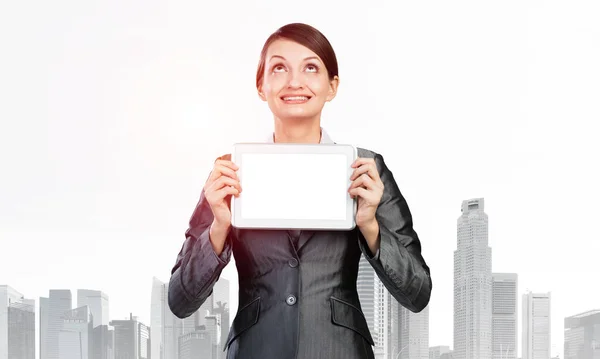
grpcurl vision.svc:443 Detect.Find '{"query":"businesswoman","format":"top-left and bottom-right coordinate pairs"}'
top-left (168, 23), bottom-right (432, 359)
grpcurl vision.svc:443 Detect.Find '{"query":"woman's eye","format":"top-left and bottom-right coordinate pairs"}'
top-left (306, 64), bottom-right (318, 72)
top-left (273, 65), bottom-right (286, 72)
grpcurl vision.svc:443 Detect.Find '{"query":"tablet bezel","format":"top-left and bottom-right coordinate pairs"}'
top-left (230, 143), bottom-right (357, 230)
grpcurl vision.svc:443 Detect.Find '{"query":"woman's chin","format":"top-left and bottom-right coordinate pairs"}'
top-left (277, 111), bottom-right (318, 122)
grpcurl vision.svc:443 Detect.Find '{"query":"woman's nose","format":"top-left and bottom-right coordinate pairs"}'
top-left (287, 71), bottom-right (303, 88)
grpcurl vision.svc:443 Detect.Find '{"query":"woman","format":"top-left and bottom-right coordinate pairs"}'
top-left (168, 23), bottom-right (432, 359)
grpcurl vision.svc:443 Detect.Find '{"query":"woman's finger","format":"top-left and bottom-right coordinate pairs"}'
top-left (349, 173), bottom-right (376, 191)
top-left (206, 185), bottom-right (240, 206)
top-left (206, 161), bottom-right (240, 185)
top-left (208, 176), bottom-right (242, 194)
top-left (348, 187), bottom-right (370, 200)
top-left (216, 185), bottom-right (240, 200)
top-left (351, 157), bottom-right (376, 170)
top-left (350, 161), bottom-right (379, 182)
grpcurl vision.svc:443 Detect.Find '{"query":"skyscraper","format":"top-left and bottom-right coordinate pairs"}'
top-left (454, 198), bottom-right (493, 359)
top-left (40, 297), bottom-right (49, 359)
top-left (89, 324), bottom-right (114, 359)
top-left (522, 291), bottom-right (551, 359)
top-left (564, 309), bottom-right (600, 359)
top-left (358, 255), bottom-right (394, 359)
top-left (58, 306), bottom-right (91, 359)
top-left (205, 314), bottom-right (222, 358)
top-left (150, 277), bottom-right (164, 359)
top-left (151, 277), bottom-right (183, 359)
top-left (430, 345), bottom-right (452, 359)
top-left (110, 313), bottom-right (150, 359)
top-left (211, 278), bottom-right (230, 313)
top-left (398, 304), bottom-right (429, 359)
top-left (77, 289), bottom-right (109, 328)
top-left (7, 300), bottom-right (35, 359)
top-left (389, 293), bottom-right (400, 359)
top-left (357, 255), bottom-right (376, 340)
top-left (197, 292), bottom-right (213, 328)
top-left (41, 289), bottom-right (72, 359)
top-left (212, 279), bottom-right (230, 359)
top-left (178, 329), bottom-right (212, 359)
top-left (1, 286), bottom-right (35, 359)
top-left (492, 273), bottom-right (518, 359)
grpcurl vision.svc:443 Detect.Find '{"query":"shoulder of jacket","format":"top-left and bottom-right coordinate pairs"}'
top-left (356, 147), bottom-right (380, 159)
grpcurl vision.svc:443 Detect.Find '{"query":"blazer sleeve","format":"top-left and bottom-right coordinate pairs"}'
top-left (168, 160), bottom-right (234, 319)
top-left (357, 153), bottom-right (432, 313)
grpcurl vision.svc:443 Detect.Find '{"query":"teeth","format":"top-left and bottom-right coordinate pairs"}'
top-left (283, 96), bottom-right (309, 101)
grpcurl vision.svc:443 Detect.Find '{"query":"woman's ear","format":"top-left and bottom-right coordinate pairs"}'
top-left (326, 76), bottom-right (340, 102)
top-left (257, 85), bottom-right (267, 101)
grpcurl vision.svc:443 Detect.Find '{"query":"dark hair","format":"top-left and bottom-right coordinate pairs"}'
top-left (255, 23), bottom-right (339, 89)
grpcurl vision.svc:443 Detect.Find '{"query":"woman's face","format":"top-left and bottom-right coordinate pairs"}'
top-left (258, 39), bottom-right (338, 122)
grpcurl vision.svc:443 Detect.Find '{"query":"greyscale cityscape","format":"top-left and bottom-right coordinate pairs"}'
top-left (2, 198), bottom-right (599, 359)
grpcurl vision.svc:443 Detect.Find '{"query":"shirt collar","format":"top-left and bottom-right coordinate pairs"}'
top-left (266, 127), bottom-right (334, 144)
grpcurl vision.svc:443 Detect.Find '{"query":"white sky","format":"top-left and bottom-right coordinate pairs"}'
top-left (1, 0), bottom-right (599, 358)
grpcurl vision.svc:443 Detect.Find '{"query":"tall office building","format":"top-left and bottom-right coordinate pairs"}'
top-left (178, 328), bottom-right (212, 359)
top-left (212, 277), bottom-right (230, 358)
top-left (211, 285), bottom-right (230, 359)
top-left (1, 286), bottom-right (35, 359)
top-left (8, 300), bottom-right (35, 359)
top-left (389, 293), bottom-right (400, 359)
top-left (77, 289), bottom-right (109, 328)
top-left (212, 279), bottom-right (230, 313)
top-left (151, 277), bottom-right (183, 359)
top-left (150, 278), bottom-right (164, 359)
top-left (182, 310), bottom-right (199, 334)
top-left (522, 292), bottom-right (551, 359)
top-left (205, 314), bottom-right (222, 359)
top-left (110, 313), bottom-right (150, 359)
top-left (40, 297), bottom-right (49, 359)
top-left (492, 273), bottom-right (518, 359)
top-left (454, 198), bottom-right (493, 359)
top-left (58, 306), bottom-right (91, 359)
top-left (90, 324), bottom-right (114, 359)
top-left (357, 256), bottom-right (376, 338)
top-left (40, 289), bottom-right (72, 359)
top-left (398, 304), bottom-right (429, 359)
top-left (430, 345), bottom-right (451, 359)
top-left (564, 309), bottom-right (600, 359)
top-left (358, 255), bottom-right (395, 359)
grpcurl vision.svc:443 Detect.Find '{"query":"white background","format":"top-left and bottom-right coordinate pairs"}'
top-left (1, 0), bottom-right (599, 357)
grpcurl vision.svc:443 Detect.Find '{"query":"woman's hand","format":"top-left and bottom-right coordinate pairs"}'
top-left (204, 158), bottom-right (242, 229)
top-left (348, 157), bottom-right (384, 254)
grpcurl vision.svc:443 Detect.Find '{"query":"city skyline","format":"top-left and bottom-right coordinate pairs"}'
top-left (2, 1), bottom-right (599, 358)
top-left (2, 196), bottom-right (597, 358)
top-left (2, 265), bottom-right (596, 358)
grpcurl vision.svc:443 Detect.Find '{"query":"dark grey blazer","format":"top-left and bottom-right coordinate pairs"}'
top-left (168, 147), bottom-right (432, 359)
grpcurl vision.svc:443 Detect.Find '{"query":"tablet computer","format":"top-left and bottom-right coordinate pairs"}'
top-left (230, 143), bottom-right (357, 230)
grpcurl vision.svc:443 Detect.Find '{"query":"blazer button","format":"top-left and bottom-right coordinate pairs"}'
top-left (288, 258), bottom-right (299, 268)
top-left (286, 295), bottom-right (297, 306)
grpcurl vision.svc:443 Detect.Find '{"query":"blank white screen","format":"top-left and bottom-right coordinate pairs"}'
top-left (240, 153), bottom-right (347, 220)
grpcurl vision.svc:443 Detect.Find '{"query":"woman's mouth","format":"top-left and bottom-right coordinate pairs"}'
top-left (281, 96), bottom-right (311, 104)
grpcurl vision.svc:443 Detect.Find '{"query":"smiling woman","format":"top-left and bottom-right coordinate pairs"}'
top-left (255, 23), bottom-right (340, 144)
top-left (167, 23), bottom-right (432, 359)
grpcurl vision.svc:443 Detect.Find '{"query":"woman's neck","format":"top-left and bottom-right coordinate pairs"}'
top-left (273, 118), bottom-right (322, 144)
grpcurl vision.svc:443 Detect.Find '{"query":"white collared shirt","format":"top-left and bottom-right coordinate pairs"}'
top-left (266, 127), bottom-right (334, 144)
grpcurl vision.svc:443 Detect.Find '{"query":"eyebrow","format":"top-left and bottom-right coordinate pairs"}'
top-left (268, 55), bottom-right (320, 62)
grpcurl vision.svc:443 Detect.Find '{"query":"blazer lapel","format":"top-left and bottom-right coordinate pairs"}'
top-left (296, 230), bottom-right (316, 251)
